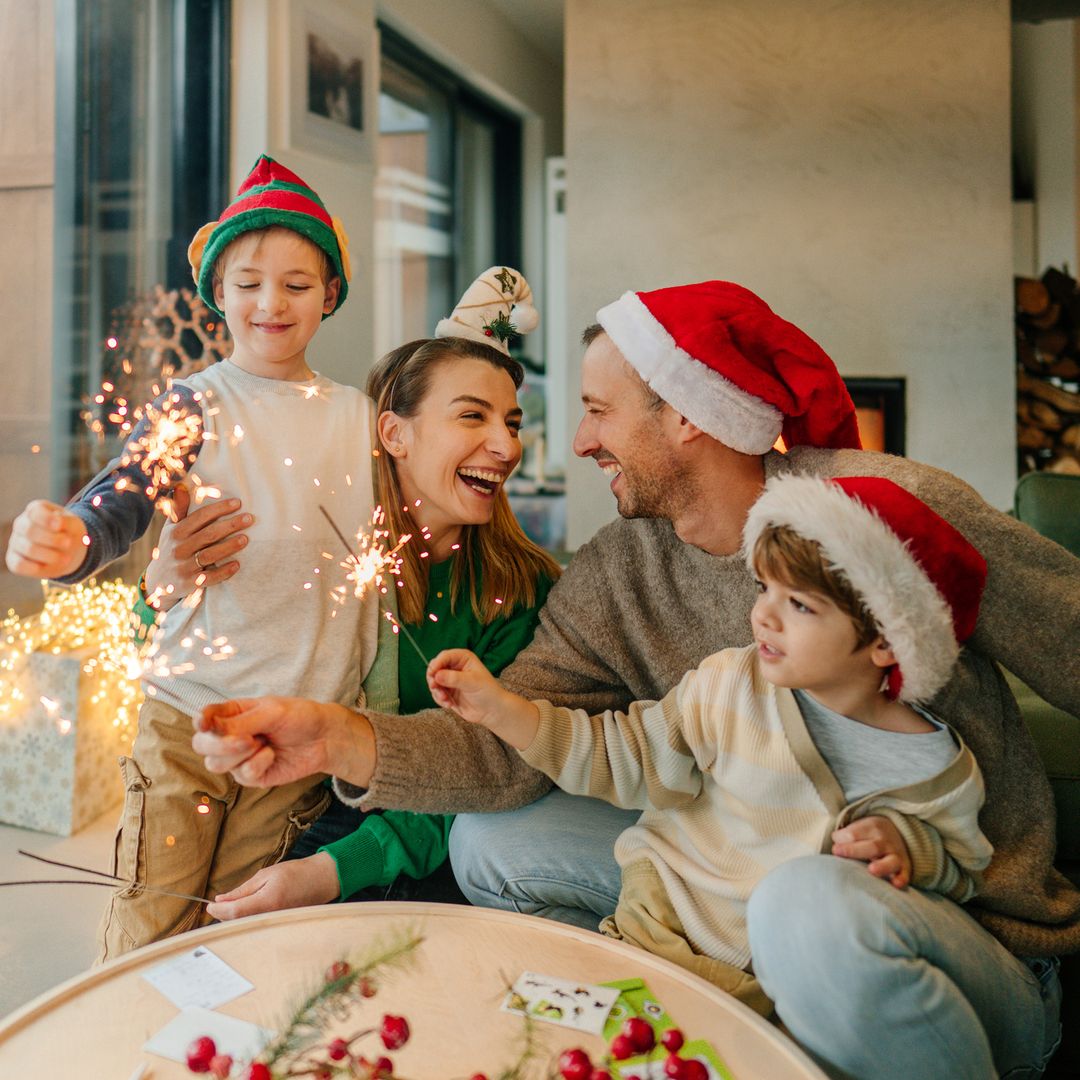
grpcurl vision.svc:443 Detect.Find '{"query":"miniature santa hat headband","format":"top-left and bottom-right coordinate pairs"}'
top-left (742, 474), bottom-right (987, 704)
top-left (435, 266), bottom-right (539, 357)
top-left (187, 154), bottom-right (351, 319)
top-left (596, 281), bottom-right (862, 454)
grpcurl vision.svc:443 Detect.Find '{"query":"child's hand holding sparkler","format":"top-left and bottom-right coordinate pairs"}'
top-left (427, 649), bottom-right (540, 751)
top-left (4, 500), bottom-right (90, 579)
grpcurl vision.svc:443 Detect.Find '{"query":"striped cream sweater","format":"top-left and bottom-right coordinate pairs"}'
top-left (520, 643), bottom-right (992, 971)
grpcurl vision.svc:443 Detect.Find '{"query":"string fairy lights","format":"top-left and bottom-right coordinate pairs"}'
top-left (0, 578), bottom-right (143, 743)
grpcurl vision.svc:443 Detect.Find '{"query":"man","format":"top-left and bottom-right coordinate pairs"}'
top-left (196, 281), bottom-right (1076, 1079)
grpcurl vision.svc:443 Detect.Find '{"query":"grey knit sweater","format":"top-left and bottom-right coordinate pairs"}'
top-left (353, 447), bottom-right (1080, 956)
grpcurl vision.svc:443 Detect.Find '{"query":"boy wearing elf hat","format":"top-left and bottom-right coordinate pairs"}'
top-left (191, 279), bottom-right (1073, 1079)
top-left (427, 473), bottom-right (994, 1013)
top-left (5, 155), bottom-right (383, 959)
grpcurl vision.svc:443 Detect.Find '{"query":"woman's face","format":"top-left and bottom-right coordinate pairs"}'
top-left (383, 357), bottom-right (524, 541)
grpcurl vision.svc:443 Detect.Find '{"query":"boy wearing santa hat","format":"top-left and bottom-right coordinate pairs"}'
top-left (428, 474), bottom-right (993, 1016)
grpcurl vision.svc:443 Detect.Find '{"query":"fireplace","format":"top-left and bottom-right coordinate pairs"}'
top-left (843, 377), bottom-right (906, 456)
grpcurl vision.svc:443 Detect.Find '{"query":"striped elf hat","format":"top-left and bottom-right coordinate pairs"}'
top-left (187, 154), bottom-right (351, 318)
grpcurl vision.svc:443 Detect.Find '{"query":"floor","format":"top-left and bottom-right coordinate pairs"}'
top-left (0, 809), bottom-right (116, 1019)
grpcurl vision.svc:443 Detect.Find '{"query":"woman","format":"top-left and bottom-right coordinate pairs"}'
top-left (148, 274), bottom-right (560, 918)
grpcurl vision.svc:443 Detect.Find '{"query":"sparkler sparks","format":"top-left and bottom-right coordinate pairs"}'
top-left (318, 504), bottom-right (431, 665)
top-left (117, 393), bottom-right (204, 502)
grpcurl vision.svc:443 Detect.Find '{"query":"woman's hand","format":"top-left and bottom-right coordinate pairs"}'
top-left (193, 697), bottom-right (376, 789)
top-left (206, 852), bottom-right (340, 920)
top-left (145, 486), bottom-right (252, 611)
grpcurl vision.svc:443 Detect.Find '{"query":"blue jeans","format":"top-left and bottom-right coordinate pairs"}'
top-left (746, 855), bottom-right (1062, 1080)
top-left (452, 796), bottom-right (1061, 1078)
top-left (449, 788), bottom-right (637, 930)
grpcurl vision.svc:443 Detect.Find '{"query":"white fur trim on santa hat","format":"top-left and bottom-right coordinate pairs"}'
top-left (742, 474), bottom-right (959, 704)
top-left (597, 291), bottom-right (783, 454)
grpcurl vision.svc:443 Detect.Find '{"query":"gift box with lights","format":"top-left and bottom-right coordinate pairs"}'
top-left (0, 580), bottom-right (142, 835)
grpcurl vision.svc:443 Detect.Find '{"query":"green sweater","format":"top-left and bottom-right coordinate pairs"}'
top-left (322, 556), bottom-right (554, 899)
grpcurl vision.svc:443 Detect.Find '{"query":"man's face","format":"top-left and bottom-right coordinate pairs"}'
top-left (572, 333), bottom-right (687, 520)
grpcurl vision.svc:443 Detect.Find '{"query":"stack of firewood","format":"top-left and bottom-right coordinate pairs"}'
top-left (1015, 267), bottom-right (1080, 475)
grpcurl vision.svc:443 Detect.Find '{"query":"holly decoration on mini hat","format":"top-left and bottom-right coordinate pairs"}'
top-left (481, 311), bottom-right (518, 343)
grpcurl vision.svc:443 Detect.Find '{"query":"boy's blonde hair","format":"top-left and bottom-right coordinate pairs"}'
top-left (213, 225), bottom-right (335, 287)
top-left (751, 524), bottom-right (880, 648)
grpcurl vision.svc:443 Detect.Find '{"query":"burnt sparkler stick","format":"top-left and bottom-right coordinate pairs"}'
top-left (16, 849), bottom-right (211, 904)
top-left (318, 504), bottom-right (431, 666)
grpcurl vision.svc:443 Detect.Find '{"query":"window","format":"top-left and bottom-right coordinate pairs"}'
top-left (374, 26), bottom-right (522, 358)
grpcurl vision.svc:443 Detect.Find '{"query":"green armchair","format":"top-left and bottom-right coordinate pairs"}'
top-left (1009, 471), bottom-right (1080, 882)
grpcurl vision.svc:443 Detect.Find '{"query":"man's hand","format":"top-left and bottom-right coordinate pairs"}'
top-left (193, 697), bottom-right (372, 788)
top-left (5, 500), bottom-right (89, 579)
top-left (831, 815), bottom-right (913, 888)
top-left (427, 648), bottom-right (540, 750)
top-left (206, 852), bottom-right (340, 920)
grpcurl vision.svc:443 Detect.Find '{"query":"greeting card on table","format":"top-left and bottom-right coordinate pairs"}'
top-left (501, 971), bottom-right (620, 1035)
top-left (141, 946), bottom-right (254, 1010)
top-left (143, 1006), bottom-right (274, 1064)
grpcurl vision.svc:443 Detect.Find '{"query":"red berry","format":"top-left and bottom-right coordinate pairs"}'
top-left (590, 1070), bottom-right (613, 1080)
top-left (209, 1054), bottom-right (233, 1079)
top-left (484, 328), bottom-right (494, 336)
top-left (664, 1053), bottom-right (688, 1079)
top-left (622, 1016), bottom-right (656, 1052)
top-left (325, 960), bottom-right (351, 983)
top-left (372, 1058), bottom-right (394, 1078)
top-left (610, 1033), bottom-right (636, 1060)
top-left (185, 1036), bottom-right (217, 1073)
top-left (327, 1037), bottom-right (350, 1061)
top-left (558, 1047), bottom-right (593, 1080)
top-left (470, 1075), bottom-right (489, 1080)
top-left (662, 1028), bottom-right (685, 1052)
top-left (359, 975), bottom-right (377, 998)
top-left (380, 1014), bottom-right (410, 1050)
top-left (681, 1061), bottom-right (708, 1080)
top-left (244, 1066), bottom-right (272, 1080)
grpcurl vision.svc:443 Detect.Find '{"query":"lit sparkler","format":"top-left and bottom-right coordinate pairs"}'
top-left (318, 504), bottom-right (431, 665)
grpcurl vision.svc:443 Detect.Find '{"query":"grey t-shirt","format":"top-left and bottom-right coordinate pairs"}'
top-left (794, 689), bottom-right (958, 802)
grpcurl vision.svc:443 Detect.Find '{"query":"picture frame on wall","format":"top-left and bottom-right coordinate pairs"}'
top-left (286, 0), bottom-right (374, 162)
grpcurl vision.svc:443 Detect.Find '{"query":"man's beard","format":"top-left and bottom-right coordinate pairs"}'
top-left (615, 453), bottom-right (690, 521)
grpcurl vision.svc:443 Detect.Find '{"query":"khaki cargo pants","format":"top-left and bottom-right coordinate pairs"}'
top-left (600, 860), bottom-right (774, 1017)
top-left (96, 697), bottom-right (330, 962)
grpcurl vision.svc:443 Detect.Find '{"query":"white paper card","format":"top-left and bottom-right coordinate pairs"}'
top-left (141, 946), bottom-right (254, 1010)
top-left (501, 970), bottom-right (620, 1035)
top-left (143, 1005), bottom-right (274, 1064)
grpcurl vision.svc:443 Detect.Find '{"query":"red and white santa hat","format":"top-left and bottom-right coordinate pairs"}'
top-left (742, 474), bottom-right (988, 704)
top-left (596, 281), bottom-right (862, 454)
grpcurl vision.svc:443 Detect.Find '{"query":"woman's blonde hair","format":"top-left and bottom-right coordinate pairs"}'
top-left (367, 337), bottom-right (561, 625)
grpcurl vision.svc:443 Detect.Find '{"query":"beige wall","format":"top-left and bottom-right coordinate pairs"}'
top-left (230, 0), bottom-right (563, 390)
top-left (1013, 19), bottom-right (1079, 276)
top-left (563, 0), bottom-right (1016, 547)
top-left (0, 2), bottom-right (54, 612)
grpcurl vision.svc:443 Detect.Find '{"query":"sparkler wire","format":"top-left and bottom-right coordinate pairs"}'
top-left (15, 849), bottom-right (211, 904)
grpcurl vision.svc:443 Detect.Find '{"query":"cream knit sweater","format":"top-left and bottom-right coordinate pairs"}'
top-left (521, 644), bottom-right (992, 970)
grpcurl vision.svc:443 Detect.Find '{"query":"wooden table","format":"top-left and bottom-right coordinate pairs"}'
top-left (0, 903), bottom-right (826, 1078)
